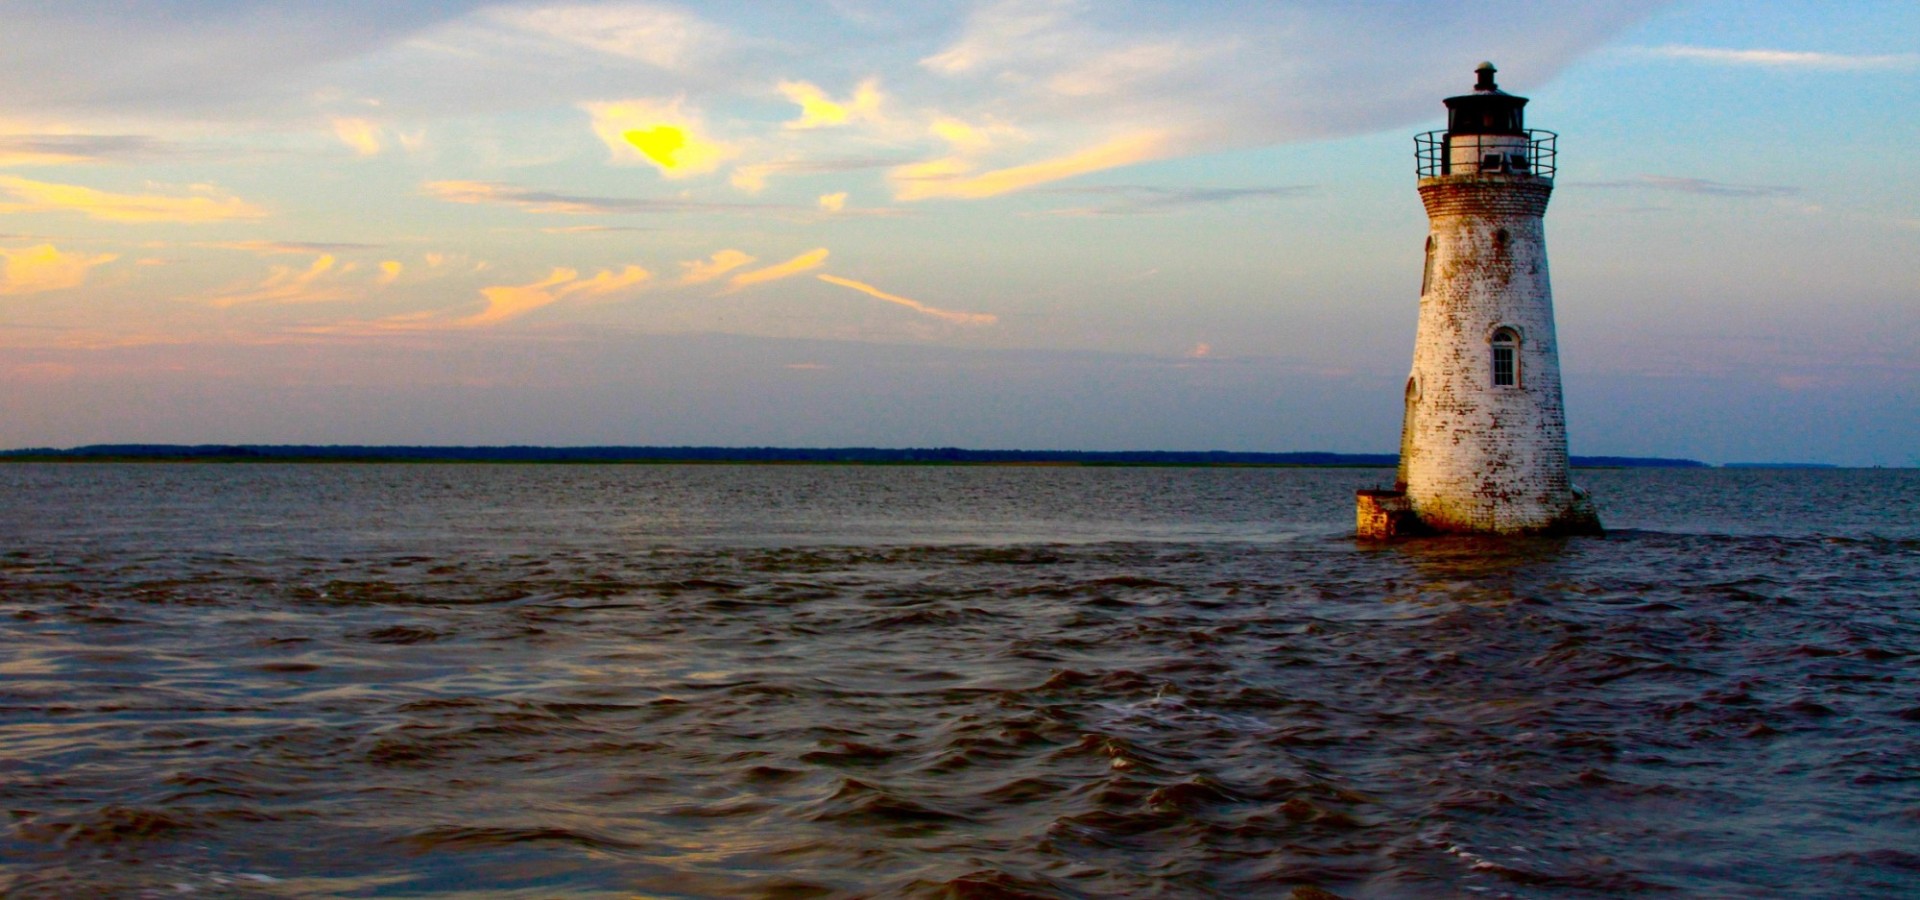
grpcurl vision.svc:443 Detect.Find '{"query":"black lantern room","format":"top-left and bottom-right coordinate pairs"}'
top-left (1444, 62), bottom-right (1528, 137)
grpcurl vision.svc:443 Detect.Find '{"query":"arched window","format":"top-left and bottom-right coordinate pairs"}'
top-left (1491, 327), bottom-right (1520, 387)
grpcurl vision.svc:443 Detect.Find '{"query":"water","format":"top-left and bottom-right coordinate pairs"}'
top-left (1, 464), bottom-right (1917, 898)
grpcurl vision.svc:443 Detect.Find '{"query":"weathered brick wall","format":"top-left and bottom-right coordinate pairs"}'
top-left (1399, 174), bottom-right (1584, 533)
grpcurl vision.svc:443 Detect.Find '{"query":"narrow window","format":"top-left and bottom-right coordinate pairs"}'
top-left (1491, 327), bottom-right (1520, 387)
top-left (1508, 152), bottom-right (1530, 173)
top-left (1480, 153), bottom-right (1503, 173)
top-left (1421, 236), bottom-right (1434, 295)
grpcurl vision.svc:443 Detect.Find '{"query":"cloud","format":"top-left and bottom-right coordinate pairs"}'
top-left (1633, 45), bottom-right (1920, 71)
top-left (458, 264), bottom-right (652, 326)
top-left (818, 192), bottom-right (848, 213)
top-left (422, 179), bottom-right (786, 215)
top-left (916, 1), bottom-right (1663, 161)
top-left (210, 254), bottom-right (351, 307)
top-left (465, 267), bottom-right (580, 327)
top-left (583, 99), bottom-right (736, 177)
top-left (0, 133), bottom-right (172, 167)
top-left (891, 131), bottom-right (1168, 200)
top-left (679, 249), bottom-right (755, 284)
top-left (0, 4), bottom-right (483, 118)
top-left (539, 224), bottom-right (656, 234)
top-left (729, 156), bottom-right (901, 193)
top-left (202, 239), bottom-right (382, 255)
top-left (817, 274), bottom-right (996, 325)
top-left (1575, 174), bottom-right (1799, 198)
top-left (727, 248), bottom-right (829, 291)
top-left (377, 260), bottom-right (403, 285)
top-left (921, 0), bottom-right (1080, 75)
top-left (566, 264), bottom-right (653, 297)
top-left (778, 78), bottom-right (885, 129)
top-left (331, 117), bottom-right (383, 156)
top-left (0, 244), bottom-right (118, 295)
top-left (0, 175), bottom-right (265, 223)
top-left (928, 117), bottom-right (1017, 155)
top-left (1029, 184), bottom-right (1307, 216)
top-left (482, 3), bottom-right (727, 69)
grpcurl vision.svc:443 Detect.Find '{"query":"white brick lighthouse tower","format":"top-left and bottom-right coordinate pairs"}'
top-left (1357, 63), bottom-right (1601, 538)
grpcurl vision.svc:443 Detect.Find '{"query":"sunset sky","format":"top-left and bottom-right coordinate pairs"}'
top-left (2, 0), bottom-right (1914, 464)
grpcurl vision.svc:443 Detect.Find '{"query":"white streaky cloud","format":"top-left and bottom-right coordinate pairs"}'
top-left (817, 274), bottom-right (997, 325)
top-left (924, 0), bottom-right (1229, 101)
top-left (483, 2), bottom-right (728, 69)
top-left (913, 0), bottom-right (1664, 157)
top-left (1635, 45), bottom-right (1920, 70)
top-left (0, 5), bottom-right (479, 119)
top-left (331, 117), bottom-right (383, 156)
top-left (922, 0), bottom-right (1082, 75)
top-left (0, 244), bottom-right (118, 295)
top-left (1045, 40), bottom-right (1211, 97)
top-left (818, 192), bottom-right (848, 213)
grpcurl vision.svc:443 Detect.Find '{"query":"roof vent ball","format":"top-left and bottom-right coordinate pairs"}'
top-left (1475, 61), bottom-right (1498, 92)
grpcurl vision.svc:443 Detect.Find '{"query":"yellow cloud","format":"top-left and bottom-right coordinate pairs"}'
top-left (0, 244), bottom-right (118, 295)
top-left (465, 268), bottom-right (580, 327)
top-left (892, 131), bottom-right (1168, 200)
top-left (0, 175), bottom-right (265, 223)
top-left (817, 274), bottom-right (997, 325)
top-left (332, 118), bottom-right (383, 156)
top-left (210, 255), bottom-right (349, 307)
top-left (567, 264), bottom-right (653, 298)
top-left (421, 180), bottom-right (508, 205)
top-left (377, 260), bottom-right (403, 285)
top-left (456, 264), bottom-right (652, 327)
top-left (727, 248), bottom-right (829, 291)
top-left (929, 117), bottom-right (1005, 153)
top-left (729, 165), bottom-right (772, 192)
top-left (818, 192), bottom-right (847, 213)
top-left (583, 99), bottom-right (736, 177)
top-left (0, 147), bottom-right (88, 167)
top-left (678, 249), bottom-right (755, 285)
top-left (778, 78), bottom-right (884, 129)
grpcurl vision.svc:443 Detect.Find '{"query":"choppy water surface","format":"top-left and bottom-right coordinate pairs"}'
top-left (2, 464), bottom-right (1917, 898)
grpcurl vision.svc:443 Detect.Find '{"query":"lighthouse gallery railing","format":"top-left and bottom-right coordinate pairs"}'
top-left (1415, 130), bottom-right (1557, 179)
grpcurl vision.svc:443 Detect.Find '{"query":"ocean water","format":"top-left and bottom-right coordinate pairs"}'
top-left (0, 464), bottom-right (1916, 898)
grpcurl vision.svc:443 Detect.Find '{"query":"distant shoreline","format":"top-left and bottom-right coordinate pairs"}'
top-left (0, 445), bottom-right (1720, 468)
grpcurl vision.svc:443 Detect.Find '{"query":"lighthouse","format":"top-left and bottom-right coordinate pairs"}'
top-left (1357, 63), bottom-right (1601, 538)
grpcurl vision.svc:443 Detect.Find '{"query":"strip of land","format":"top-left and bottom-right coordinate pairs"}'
top-left (0, 445), bottom-right (1711, 467)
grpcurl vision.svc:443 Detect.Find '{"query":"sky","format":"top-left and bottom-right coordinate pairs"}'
top-left (0, 0), bottom-right (1914, 465)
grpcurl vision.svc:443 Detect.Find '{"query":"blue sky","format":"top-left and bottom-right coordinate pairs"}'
top-left (0, 0), bottom-right (1914, 464)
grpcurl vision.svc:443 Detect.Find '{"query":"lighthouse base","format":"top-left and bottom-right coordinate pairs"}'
top-left (1355, 489), bottom-right (1426, 540)
top-left (1354, 488), bottom-right (1602, 540)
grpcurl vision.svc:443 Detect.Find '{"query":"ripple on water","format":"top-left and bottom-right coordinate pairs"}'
top-left (0, 465), bottom-right (1917, 896)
